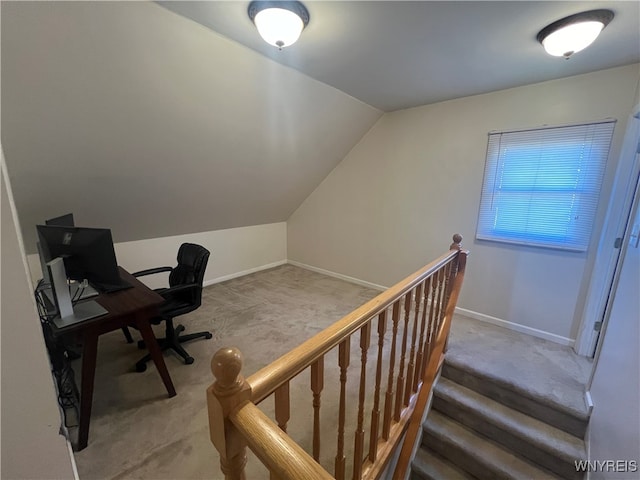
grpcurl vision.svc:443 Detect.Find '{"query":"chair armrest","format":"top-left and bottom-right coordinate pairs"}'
top-left (159, 283), bottom-right (199, 297)
top-left (132, 266), bottom-right (173, 277)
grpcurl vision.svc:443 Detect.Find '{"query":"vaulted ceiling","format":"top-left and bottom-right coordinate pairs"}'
top-left (2, 1), bottom-right (638, 251)
top-left (2, 2), bottom-right (381, 251)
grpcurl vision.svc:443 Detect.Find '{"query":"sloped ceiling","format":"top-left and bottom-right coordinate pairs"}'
top-left (1, 1), bottom-right (382, 251)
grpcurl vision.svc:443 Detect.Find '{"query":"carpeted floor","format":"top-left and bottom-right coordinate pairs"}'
top-left (446, 316), bottom-right (592, 419)
top-left (70, 264), bottom-right (592, 479)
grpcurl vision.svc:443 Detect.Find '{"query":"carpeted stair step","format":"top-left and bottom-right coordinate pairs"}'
top-left (442, 360), bottom-right (589, 438)
top-left (433, 377), bottom-right (586, 480)
top-left (411, 447), bottom-right (474, 480)
top-left (423, 410), bottom-right (561, 480)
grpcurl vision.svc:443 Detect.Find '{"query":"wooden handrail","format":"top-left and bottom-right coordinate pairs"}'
top-left (231, 401), bottom-right (334, 480)
top-left (208, 234), bottom-right (468, 480)
top-left (248, 247), bottom-right (459, 404)
top-left (391, 250), bottom-right (468, 480)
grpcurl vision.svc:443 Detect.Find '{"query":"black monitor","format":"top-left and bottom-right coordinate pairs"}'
top-left (36, 225), bottom-right (122, 289)
top-left (45, 213), bottom-right (75, 227)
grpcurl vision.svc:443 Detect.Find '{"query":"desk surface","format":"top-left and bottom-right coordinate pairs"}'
top-left (52, 268), bottom-right (164, 335)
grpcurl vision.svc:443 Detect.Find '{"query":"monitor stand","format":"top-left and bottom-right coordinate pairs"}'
top-left (47, 257), bottom-right (108, 328)
top-left (41, 282), bottom-right (99, 307)
top-left (38, 241), bottom-right (98, 303)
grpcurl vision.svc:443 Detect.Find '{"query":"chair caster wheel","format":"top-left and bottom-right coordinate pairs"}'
top-left (204, 332), bottom-right (213, 340)
top-left (135, 362), bottom-right (147, 372)
top-left (137, 340), bottom-right (146, 350)
top-left (185, 356), bottom-right (194, 365)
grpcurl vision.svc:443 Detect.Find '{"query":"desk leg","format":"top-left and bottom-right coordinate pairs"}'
top-left (77, 332), bottom-right (98, 451)
top-left (137, 320), bottom-right (177, 397)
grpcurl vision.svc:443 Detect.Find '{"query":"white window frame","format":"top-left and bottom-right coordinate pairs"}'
top-left (476, 120), bottom-right (616, 252)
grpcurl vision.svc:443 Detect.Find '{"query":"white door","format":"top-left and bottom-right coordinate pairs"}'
top-left (575, 108), bottom-right (640, 357)
top-left (592, 156), bottom-right (640, 355)
top-left (587, 158), bottom-right (640, 477)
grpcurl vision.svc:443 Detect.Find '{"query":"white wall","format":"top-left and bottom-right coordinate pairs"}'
top-left (1, 156), bottom-right (77, 479)
top-left (2, 1), bottom-right (381, 250)
top-left (588, 175), bottom-right (640, 478)
top-left (27, 222), bottom-right (287, 289)
top-left (288, 64), bottom-right (639, 343)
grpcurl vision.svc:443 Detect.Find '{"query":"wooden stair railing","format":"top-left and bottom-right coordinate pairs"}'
top-left (207, 235), bottom-right (469, 480)
top-left (392, 246), bottom-right (467, 480)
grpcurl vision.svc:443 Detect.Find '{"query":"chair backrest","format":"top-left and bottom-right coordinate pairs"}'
top-left (169, 243), bottom-right (210, 309)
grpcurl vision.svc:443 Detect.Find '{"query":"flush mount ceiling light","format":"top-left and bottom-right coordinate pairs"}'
top-left (537, 9), bottom-right (614, 59)
top-left (248, 1), bottom-right (310, 50)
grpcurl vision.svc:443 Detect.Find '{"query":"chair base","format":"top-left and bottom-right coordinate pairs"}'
top-left (135, 321), bottom-right (212, 372)
top-left (122, 327), bottom-right (134, 344)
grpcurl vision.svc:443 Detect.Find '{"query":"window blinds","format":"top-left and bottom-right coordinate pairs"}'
top-left (476, 120), bottom-right (616, 251)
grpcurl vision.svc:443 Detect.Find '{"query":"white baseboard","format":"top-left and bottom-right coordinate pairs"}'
top-left (281, 261), bottom-right (575, 348)
top-left (67, 439), bottom-right (80, 480)
top-left (455, 307), bottom-right (575, 347)
top-left (204, 260), bottom-right (287, 287)
top-left (286, 260), bottom-right (387, 291)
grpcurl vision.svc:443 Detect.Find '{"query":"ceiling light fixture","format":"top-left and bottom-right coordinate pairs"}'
top-left (248, 1), bottom-right (310, 50)
top-left (537, 9), bottom-right (614, 59)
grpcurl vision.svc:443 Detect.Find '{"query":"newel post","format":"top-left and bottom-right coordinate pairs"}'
top-left (207, 347), bottom-right (252, 480)
top-left (444, 234), bottom-right (463, 304)
top-left (444, 234), bottom-right (463, 353)
top-left (449, 233), bottom-right (463, 252)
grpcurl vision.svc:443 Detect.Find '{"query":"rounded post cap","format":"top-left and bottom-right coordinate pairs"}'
top-left (211, 347), bottom-right (244, 389)
top-left (450, 233), bottom-right (463, 250)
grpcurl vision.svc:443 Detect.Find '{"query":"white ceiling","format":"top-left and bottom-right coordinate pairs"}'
top-left (160, 1), bottom-right (640, 111)
top-left (2, 1), bottom-right (639, 250)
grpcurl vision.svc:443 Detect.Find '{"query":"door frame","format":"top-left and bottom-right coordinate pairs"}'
top-left (587, 158), bottom-right (640, 392)
top-left (574, 106), bottom-right (640, 356)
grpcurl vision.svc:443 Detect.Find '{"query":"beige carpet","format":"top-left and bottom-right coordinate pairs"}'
top-left (72, 265), bottom-right (381, 479)
top-left (446, 315), bottom-right (592, 419)
top-left (70, 264), bottom-right (591, 479)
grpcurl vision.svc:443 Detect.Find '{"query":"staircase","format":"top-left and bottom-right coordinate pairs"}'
top-left (411, 357), bottom-right (589, 480)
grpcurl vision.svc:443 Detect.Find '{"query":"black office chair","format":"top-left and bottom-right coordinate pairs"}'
top-left (131, 243), bottom-right (212, 372)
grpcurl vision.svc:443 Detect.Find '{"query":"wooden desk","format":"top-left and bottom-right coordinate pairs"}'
top-left (51, 268), bottom-right (177, 451)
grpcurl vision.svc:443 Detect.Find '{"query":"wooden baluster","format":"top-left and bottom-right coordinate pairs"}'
top-left (271, 383), bottom-right (290, 480)
top-left (434, 266), bottom-right (447, 326)
top-left (404, 282), bottom-right (423, 405)
top-left (271, 383), bottom-right (291, 480)
top-left (311, 357), bottom-right (324, 462)
top-left (368, 310), bottom-right (387, 461)
top-left (422, 273), bottom-right (439, 374)
top-left (431, 268), bottom-right (446, 354)
top-left (442, 261), bottom-right (453, 321)
top-left (414, 277), bottom-right (431, 391)
top-left (274, 382), bottom-right (290, 433)
top-left (394, 293), bottom-right (412, 420)
top-left (441, 261), bottom-right (451, 312)
top-left (382, 301), bottom-right (400, 440)
top-left (335, 338), bottom-right (350, 480)
top-left (208, 347), bottom-right (251, 480)
top-left (353, 322), bottom-right (371, 480)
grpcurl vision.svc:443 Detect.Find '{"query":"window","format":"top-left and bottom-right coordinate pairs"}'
top-left (476, 120), bottom-right (615, 251)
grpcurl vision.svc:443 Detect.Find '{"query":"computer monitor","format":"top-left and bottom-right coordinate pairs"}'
top-left (45, 213), bottom-right (75, 227)
top-left (36, 225), bottom-right (122, 289)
